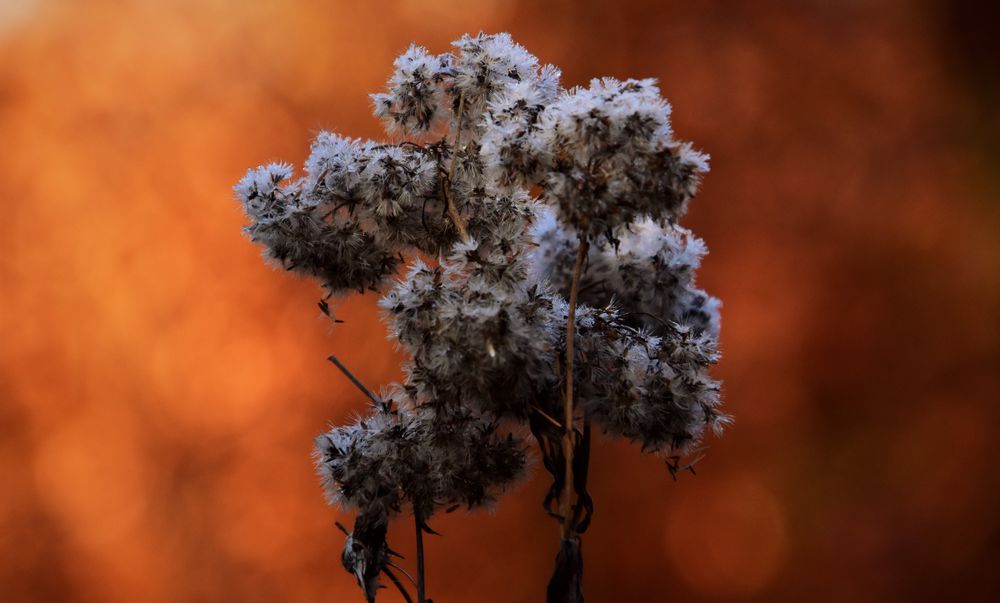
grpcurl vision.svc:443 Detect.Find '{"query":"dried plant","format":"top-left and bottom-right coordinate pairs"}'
top-left (234, 32), bottom-right (727, 603)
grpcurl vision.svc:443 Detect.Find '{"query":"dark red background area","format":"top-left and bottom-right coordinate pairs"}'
top-left (1, 1), bottom-right (998, 601)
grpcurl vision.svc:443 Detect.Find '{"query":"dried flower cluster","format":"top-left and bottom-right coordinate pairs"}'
top-left (235, 32), bottom-right (726, 603)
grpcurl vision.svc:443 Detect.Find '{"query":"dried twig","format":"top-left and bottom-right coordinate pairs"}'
top-left (531, 404), bottom-right (563, 430)
top-left (382, 567), bottom-right (415, 603)
top-left (415, 513), bottom-right (427, 603)
top-left (560, 238), bottom-right (589, 538)
top-left (443, 92), bottom-right (470, 242)
top-left (328, 355), bottom-right (380, 405)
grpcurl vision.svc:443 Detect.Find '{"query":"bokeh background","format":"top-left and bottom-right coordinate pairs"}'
top-left (1, 0), bottom-right (998, 601)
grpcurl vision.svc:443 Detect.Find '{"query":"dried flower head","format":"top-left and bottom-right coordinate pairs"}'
top-left (371, 44), bottom-right (451, 135)
top-left (234, 31), bottom-right (726, 603)
top-left (534, 78), bottom-right (710, 240)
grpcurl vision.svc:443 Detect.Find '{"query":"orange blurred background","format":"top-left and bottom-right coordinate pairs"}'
top-left (1, 1), bottom-right (998, 601)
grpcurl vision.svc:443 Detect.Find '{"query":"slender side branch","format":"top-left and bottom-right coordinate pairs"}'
top-left (531, 404), bottom-right (563, 430)
top-left (415, 513), bottom-right (427, 603)
top-left (327, 355), bottom-right (381, 405)
top-left (382, 567), bottom-right (415, 603)
top-left (387, 561), bottom-right (416, 585)
top-left (444, 92), bottom-right (470, 242)
top-left (560, 238), bottom-right (589, 537)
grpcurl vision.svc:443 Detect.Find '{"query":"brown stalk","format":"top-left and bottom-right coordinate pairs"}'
top-left (415, 512), bottom-right (427, 603)
top-left (560, 238), bottom-right (589, 538)
top-left (382, 567), bottom-right (415, 603)
top-left (444, 92), bottom-right (470, 242)
top-left (327, 355), bottom-right (380, 405)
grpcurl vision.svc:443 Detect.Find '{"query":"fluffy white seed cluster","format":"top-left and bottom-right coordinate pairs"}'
top-left (315, 396), bottom-right (527, 520)
top-left (535, 78), bottom-right (709, 239)
top-left (234, 160), bottom-right (402, 293)
top-left (234, 32), bottom-right (726, 599)
top-left (530, 207), bottom-right (722, 336)
top-left (574, 308), bottom-right (724, 452)
top-left (371, 44), bottom-right (451, 134)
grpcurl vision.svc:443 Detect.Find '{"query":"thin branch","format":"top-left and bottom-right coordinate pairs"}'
top-left (448, 93), bottom-right (466, 185)
top-left (571, 412), bottom-right (594, 533)
top-left (560, 238), bottom-right (589, 538)
top-left (619, 310), bottom-right (673, 331)
top-left (387, 561), bottom-right (417, 586)
top-left (327, 355), bottom-right (380, 405)
top-left (415, 512), bottom-right (427, 603)
top-left (443, 92), bottom-right (470, 242)
top-left (398, 140), bottom-right (428, 151)
top-left (531, 404), bottom-right (563, 430)
top-left (382, 567), bottom-right (415, 603)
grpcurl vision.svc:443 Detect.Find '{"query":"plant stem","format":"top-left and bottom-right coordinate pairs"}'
top-left (560, 238), bottom-right (589, 538)
top-left (382, 567), bottom-right (415, 603)
top-left (328, 355), bottom-right (380, 405)
top-left (415, 513), bottom-right (426, 603)
top-left (444, 92), bottom-right (470, 242)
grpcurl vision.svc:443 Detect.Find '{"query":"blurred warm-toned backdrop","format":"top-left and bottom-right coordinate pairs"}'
top-left (1, 0), bottom-right (998, 601)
